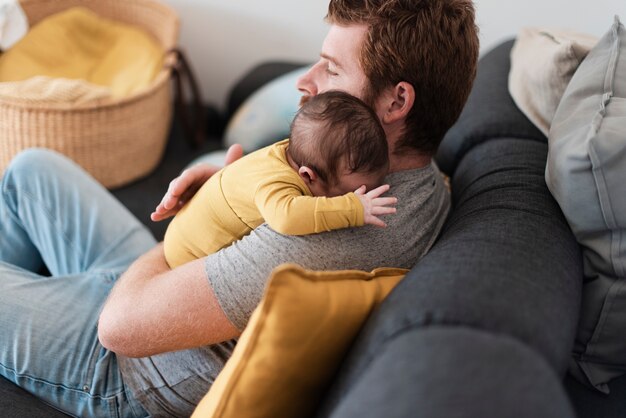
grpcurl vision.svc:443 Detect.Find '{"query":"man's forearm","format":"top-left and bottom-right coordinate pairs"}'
top-left (119, 242), bottom-right (170, 284)
top-left (98, 243), bottom-right (240, 357)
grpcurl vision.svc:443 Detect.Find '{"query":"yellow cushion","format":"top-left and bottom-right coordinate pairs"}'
top-left (192, 263), bottom-right (407, 418)
top-left (0, 7), bottom-right (163, 98)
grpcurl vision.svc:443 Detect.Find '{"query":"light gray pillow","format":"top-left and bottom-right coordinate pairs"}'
top-left (545, 16), bottom-right (626, 394)
top-left (223, 66), bottom-right (308, 153)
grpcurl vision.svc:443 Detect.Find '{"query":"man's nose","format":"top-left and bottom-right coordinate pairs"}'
top-left (296, 65), bottom-right (318, 97)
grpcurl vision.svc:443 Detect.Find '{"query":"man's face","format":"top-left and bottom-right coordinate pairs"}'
top-left (296, 24), bottom-right (369, 107)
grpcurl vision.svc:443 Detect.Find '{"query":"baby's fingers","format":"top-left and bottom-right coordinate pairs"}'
top-left (372, 196), bottom-right (397, 207)
top-left (371, 206), bottom-right (396, 216)
top-left (366, 184), bottom-right (391, 198)
top-left (367, 216), bottom-right (388, 228)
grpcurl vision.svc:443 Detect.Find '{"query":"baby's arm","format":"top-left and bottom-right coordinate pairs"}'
top-left (254, 181), bottom-right (396, 235)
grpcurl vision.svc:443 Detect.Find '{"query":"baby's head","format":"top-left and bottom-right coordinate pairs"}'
top-left (287, 90), bottom-right (389, 197)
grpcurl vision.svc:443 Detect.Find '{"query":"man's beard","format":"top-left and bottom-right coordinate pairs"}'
top-left (298, 94), bottom-right (311, 107)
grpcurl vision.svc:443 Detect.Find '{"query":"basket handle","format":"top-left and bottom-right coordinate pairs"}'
top-left (166, 48), bottom-right (205, 148)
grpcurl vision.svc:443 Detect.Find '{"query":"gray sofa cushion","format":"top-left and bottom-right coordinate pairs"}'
top-left (0, 376), bottom-right (69, 418)
top-left (328, 328), bottom-right (575, 418)
top-left (545, 16), bottom-right (626, 394)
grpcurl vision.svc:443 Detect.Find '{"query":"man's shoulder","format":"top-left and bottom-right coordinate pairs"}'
top-left (371, 163), bottom-right (449, 232)
top-left (386, 161), bottom-right (441, 187)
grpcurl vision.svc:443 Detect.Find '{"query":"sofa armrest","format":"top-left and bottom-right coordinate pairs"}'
top-left (326, 327), bottom-right (575, 418)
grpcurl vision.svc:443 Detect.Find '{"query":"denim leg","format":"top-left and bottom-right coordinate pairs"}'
top-left (0, 149), bottom-right (157, 417)
top-left (0, 263), bottom-right (147, 418)
top-left (0, 148), bottom-right (156, 275)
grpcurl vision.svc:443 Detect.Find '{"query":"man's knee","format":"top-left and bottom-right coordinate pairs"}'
top-left (4, 148), bottom-right (73, 187)
top-left (2, 149), bottom-right (76, 206)
top-left (8, 148), bottom-right (69, 175)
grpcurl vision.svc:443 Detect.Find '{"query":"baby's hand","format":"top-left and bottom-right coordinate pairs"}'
top-left (151, 144), bottom-right (243, 222)
top-left (354, 184), bottom-right (397, 228)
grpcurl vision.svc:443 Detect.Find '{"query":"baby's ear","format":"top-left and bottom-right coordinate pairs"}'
top-left (298, 166), bottom-right (318, 184)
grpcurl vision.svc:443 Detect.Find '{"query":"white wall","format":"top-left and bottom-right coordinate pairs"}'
top-left (162, 0), bottom-right (626, 111)
top-left (476, 0), bottom-right (626, 55)
top-left (161, 0), bottom-right (328, 110)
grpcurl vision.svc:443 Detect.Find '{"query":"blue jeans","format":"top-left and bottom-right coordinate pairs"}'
top-left (0, 149), bottom-right (156, 417)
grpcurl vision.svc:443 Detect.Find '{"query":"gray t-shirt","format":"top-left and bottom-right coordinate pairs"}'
top-left (118, 163), bottom-right (450, 417)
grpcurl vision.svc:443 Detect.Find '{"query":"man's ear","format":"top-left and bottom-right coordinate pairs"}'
top-left (381, 81), bottom-right (415, 125)
top-left (298, 166), bottom-right (318, 184)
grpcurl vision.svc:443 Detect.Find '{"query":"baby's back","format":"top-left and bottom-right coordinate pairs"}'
top-left (164, 140), bottom-right (296, 267)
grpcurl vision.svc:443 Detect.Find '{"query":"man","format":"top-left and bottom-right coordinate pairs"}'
top-left (0, 1), bottom-right (478, 416)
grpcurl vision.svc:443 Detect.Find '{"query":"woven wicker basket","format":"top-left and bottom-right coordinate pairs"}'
top-left (0, 0), bottom-right (180, 188)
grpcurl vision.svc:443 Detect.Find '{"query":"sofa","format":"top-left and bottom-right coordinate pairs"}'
top-left (1, 39), bottom-right (625, 417)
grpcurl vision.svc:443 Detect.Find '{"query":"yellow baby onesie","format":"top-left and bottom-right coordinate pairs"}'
top-left (164, 139), bottom-right (365, 267)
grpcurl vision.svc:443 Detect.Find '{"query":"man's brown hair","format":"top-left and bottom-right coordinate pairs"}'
top-left (327, 0), bottom-right (479, 155)
top-left (288, 90), bottom-right (388, 185)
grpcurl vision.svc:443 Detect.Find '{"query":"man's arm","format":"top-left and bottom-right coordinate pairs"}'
top-left (101, 165), bottom-right (446, 357)
top-left (98, 243), bottom-right (240, 358)
top-left (103, 145), bottom-right (244, 357)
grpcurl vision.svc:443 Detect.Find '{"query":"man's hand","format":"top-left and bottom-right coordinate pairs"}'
top-left (354, 184), bottom-right (397, 228)
top-left (151, 144), bottom-right (244, 222)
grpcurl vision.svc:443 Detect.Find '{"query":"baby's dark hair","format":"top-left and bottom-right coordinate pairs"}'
top-left (288, 90), bottom-right (388, 185)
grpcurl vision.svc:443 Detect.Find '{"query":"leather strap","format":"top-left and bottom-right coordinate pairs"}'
top-left (166, 48), bottom-right (205, 148)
